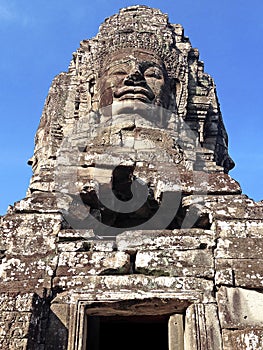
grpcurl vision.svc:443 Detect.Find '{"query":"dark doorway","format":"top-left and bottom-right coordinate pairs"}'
top-left (86, 315), bottom-right (169, 350)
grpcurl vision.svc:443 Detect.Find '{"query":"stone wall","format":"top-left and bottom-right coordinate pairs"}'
top-left (1, 199), bottom-right (263, 349)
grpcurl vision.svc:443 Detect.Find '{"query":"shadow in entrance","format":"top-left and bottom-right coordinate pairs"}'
top-left (87, 315), bottom-right (169, 350)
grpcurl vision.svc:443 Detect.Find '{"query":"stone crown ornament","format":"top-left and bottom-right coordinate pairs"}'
top-left (71, 6), bottom-right (186, 80)
top-left (93, 6), bottom-right (181, 78)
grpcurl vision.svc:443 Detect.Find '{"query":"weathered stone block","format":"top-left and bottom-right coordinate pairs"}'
top-left (135, 249), bottom-right (214, 278)
top-left (50, 303), bottom-right (70, 328)
top-left (0, 311), bottom-right (31, 338)
top-left (117, 229), bottom-right (215, 252)
top-left (53, 275), bottom-right (215, 303)
top-left (57, 237), bottom-right (117, 253)
top-left (56, 251), bottom-right (130, 276)
top-left (217, 287), bottom-right (263, 329)
top-left (184, 304), bottom-right (223, 350)
top-left (215, 259), bottom-right (263, 288)
top-left (206, 173), bottom-right (241, 194)
top-left (0, 213), bottom-right (62, 255)
top-left (186, 195), bottom-right (263, 220)
top-left (0, 253), bottom-right (57, 293)
top-left (215, 219), bottom-right (263, 238)
top-left (57, 240), bottom-right (91, 252)
top-left (0, 337), bottom-right (28, 350)
top-left (0, 293), bottom-right (17, 311)
top-left (0, 279), bottom-right (50, 294)
top-left (222, 329), bottom-right (263, 350)
top-left (168, 173), bottom-right (241, 195)
top-left (57, 229), bottom-right (95, 241)
top-left (214, 259), bottom-right (234, 286)
top-left (0, 293), bottom-right (37, 312)
top-left (169, 314), bottom-right (184, 350)
top-left (0, 254), bottom-right (57, 282)
top-left (15, 293), bottom-right (38, 312)
top-left (90, 240), bottom-right (117, 252)
top-left (215, 237), bottom-right (263, 259)
top-left (10, 192), bottom-right (59, 214)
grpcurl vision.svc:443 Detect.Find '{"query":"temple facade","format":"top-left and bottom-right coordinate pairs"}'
top-left (1, 6), bottom-right (263, 349)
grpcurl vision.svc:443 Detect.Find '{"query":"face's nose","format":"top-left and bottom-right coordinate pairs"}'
top-left (124, 66), bottom-right (146, 86)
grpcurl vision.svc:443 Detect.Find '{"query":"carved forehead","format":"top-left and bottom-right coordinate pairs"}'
top-left (100, 49), bottom-right (166, 74)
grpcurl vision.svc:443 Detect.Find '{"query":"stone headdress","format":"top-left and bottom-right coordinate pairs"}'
top-left (71, 6), bottom-right (185, 80)
top-left (28, 5), bottom-right (234, 198)
top-left (67, 6), bottom-right (234, 172)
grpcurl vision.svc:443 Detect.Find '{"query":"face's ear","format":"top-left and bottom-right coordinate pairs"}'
top-left (169, 77), bottom-right (176, 92)
top-left (164, 77), bottom-right (177, 112)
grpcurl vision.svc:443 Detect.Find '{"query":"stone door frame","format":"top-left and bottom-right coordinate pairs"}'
top-left (67, 297), bottom-right (189, 350)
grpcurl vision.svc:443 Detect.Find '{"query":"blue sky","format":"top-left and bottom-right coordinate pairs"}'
top-left (0, 0), bottom-right (262, 214)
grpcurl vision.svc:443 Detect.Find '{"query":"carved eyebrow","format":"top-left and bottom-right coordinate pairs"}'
top-left (140, 61), bottom-right (163, 71)
top-left (109, 67), bottom-right (128, 75)
top-left (107, 62), bottom-right (131, 74)
top-left (144, 66), bottom-right (163, 72)
top-left (107, 59), bottom-right (131, 68)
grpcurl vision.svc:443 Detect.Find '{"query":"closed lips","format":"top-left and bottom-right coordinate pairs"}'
top-left (114, 86), bottom-right (154, 102)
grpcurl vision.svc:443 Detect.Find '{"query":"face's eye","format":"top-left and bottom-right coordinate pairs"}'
top-left (109, 68), bottom-right (128, 76)
top-left (144, 67), bottom-right (163, 79)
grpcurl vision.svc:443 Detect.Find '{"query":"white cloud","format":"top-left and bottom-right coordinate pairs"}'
top-left (0, 1), bottom-right (30, 26)
top-left (0, 2), bottom-right (15, 21)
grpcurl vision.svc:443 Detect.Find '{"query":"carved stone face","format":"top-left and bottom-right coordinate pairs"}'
top-left (98, 49), bottom-right (172, 110)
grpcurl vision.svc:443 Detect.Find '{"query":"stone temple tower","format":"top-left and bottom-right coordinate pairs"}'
top-left (1, 5), bottom-right (263, 350)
